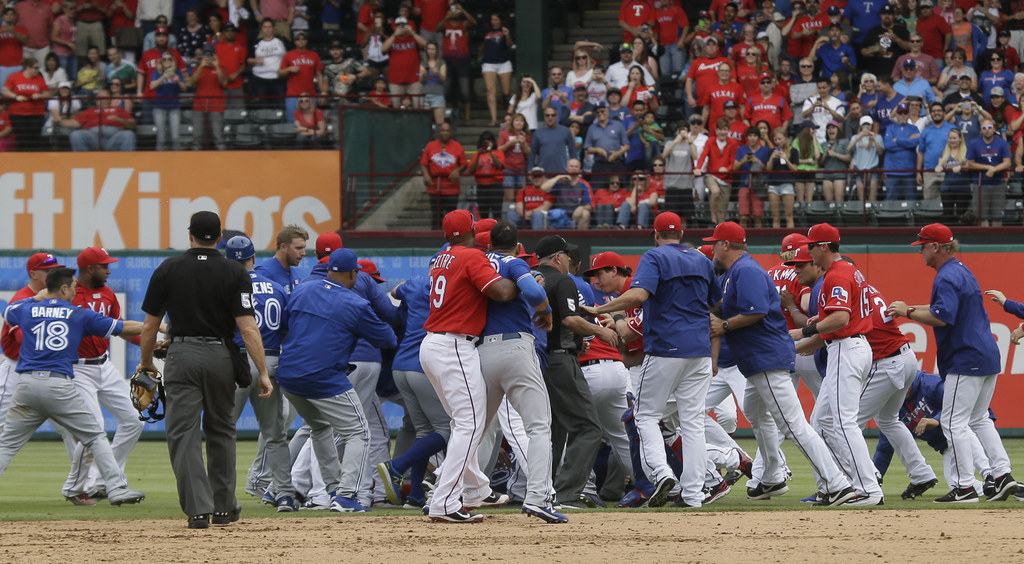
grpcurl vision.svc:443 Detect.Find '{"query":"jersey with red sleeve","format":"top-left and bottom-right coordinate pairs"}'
top-left (699, 81), bottom-right (745, 126)
top-left (621, 276), bottom-right (644, 353)
top-left (748, 92), bottom-right (794, 131)
top-left (0, 285), bottom-right (35, 360)
top-left (73, 284), bottom-right (122, 359)
top-left (619, 0), bottom-right (657, 42)
top-left (424, 245), bottom-right (503, 336)
top-left (818, 259), bottom-right (874, 340)
top-left (767, 262), bottom-right (810, 330)
top-left (686, 55), bottom-right (734, 100)
top-left (864, 284), bottom-right (909, 361)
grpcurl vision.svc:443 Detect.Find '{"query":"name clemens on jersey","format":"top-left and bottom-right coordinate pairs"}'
top-left (252, 281), bottom-right (277, 295)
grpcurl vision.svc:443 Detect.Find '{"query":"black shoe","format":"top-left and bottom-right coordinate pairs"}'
top-left (984, 473), bottom-right (1018, 501)
top-left (934, 487), bottom-right (979, 503)
top-left (188, 514), bottom-right (210, 529)
top-left (672, 498), bottom-right (697, 508)
top-left (813, 486), bottom-right (857, 507)
top-left (746, 482), bottom-right (789, 500)
top-left (645, 476), bottom-right (676, 508)
top-left (429, 509), bottom-right (484, 523)
top-left (703, 481), bottom-right (731, 505)
top-left (212, 506), bottom-right (241, 525)
top-left (901, 478), bottom-right (938, 500)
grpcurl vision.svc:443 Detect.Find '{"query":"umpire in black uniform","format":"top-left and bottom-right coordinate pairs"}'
top-left (138, 211), bottom-right (272, 529)
top-left (533, 235), bottom-right (620, 509)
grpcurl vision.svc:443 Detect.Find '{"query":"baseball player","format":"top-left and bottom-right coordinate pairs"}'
top-left (0, 267), bottom-right (146, 506)
top-left (584, 212), bottom-right (720, 508)
top-left (791, 223), bottom-right (883, 506)
top-left (707, 222), bottom-right (856, 507)
top-left (223, 236), bottom-right (298, 512)
top-left (889, 223), bottom-right (1017, 503)
top-left (767, 234), bottom-right (819, 397)
top-left (275, 248), bottom-right (397, 513)
top-left (0, 253), bottom-right (64, 437)
top-left (60, 248), bottom-right (145, 505)
top-left (420, 210), bottom-right (518, 523)
top-left (378, 274), bottom-right (451, 509)
top-left (984, 289), bottom-right (1024, 343)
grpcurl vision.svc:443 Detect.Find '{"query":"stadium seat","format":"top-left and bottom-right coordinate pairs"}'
top-left (136, 124), bottom-right (157, 151)
top-left (266, 123), bottom-right (298, 149)
top-left (224, 108), bottom-right (248, 125)
top-left (803, 200), bottom-right (840, 224)
top-left (1004, 199), bottom-right (1023, 225)
top-left (177, 123), bottom-right (195, 148)
top-left (874, 200), bottom-right (913, 226)
top-left (912, 200), bottom-right (944, 223)
top-left (251, 108), bottom-right (285, 124)
top-left (840, 200), bottom-right (875, 226)
top-left (230, 123), bottom-right (265, 149)
top-left (180, 109), bottom-right (193, 124)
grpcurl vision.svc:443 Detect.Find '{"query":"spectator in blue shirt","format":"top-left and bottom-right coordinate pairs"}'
top-left (979, 53), bottom-right (1016, 106)
top-left (843, 0), bottom-right (885, 45)
top-left (883, 101), bottom-right (921, 200)
top-left (583, 102), bottom-right (630, 189)
top-left (540, 158), bottom-right (594, 229)
top-left (873, 75), bottom-right (904, 134)
top-left (541, 66), bottom-right (573, 114)
top-left (733, 126), bottom-right (772, 228)
top-left (811, 24), bottom-right (857, 79)
top-left (917, 102), bottom-right (956, 200)
top-left (893, 59), bottom-right (935, 114)
top-left (966, 118), bottom-right (1012, 226)
top-left (530, 108), bottom-right (575, 173)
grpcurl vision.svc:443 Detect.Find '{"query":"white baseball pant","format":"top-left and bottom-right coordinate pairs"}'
top-left (581, 359), bottom-right (633, 480)
top-left (792, 340), bottom-right (823, 398)
top-left (941, 372), bottom-right (1012, 490)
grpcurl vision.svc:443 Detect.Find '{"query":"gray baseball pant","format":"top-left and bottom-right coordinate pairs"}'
top-left (346, 361), bottom-right (390, 505)
top-left (544, 351), bottom-right (602, 504)
top-left (231, 355), bottom-right (295, 498)
top-left (283, 388), bottom-right (369, 498)
top-left (393, 369), bottom-right (450, 439)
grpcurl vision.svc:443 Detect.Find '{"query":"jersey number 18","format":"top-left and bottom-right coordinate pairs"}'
top-left (31, 320), bottom-right (70, 351)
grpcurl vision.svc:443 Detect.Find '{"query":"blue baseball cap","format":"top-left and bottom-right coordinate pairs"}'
top-left (328, 248), bottom-right (359, 272)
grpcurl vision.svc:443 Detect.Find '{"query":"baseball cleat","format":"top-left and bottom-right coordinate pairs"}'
top-left (299, 499), bottom-right (330, 510)
top-left (276, 495), bottom-right (298, 512)
top-left (843, 494), bottom-right (884, 507)
top-left (645, 476), bottom-right (676, 508)
top-left (983, 473), bottom-right (1018, 501)
top-left (66, 494), bottom-right (96, 506)
top-left (465, 491), bottom-right (509, 510)
top-left (616, 488), bottom-right (649, 508)
top-left (736, 448), bottom-right (753, 480)
top-left (746, 482), bottom-right (789, 500)
top-left (703, 481), bottom-right (731, 505)
top-left (814, 486), bottom-right (857, 507)
top-left (934, 487), bottom-right (979, 503)
top-left (212, 506), bottom-right (241, 525)
top-left (429, 509), bottom-right (484, 523)
top-left (1014, 487), bottom-right (1024, 502)
top-left (403, 495), bottom-right (426, 510)
top-left (107, 488), bottom-right (145, 506)
top-left (800, 492), bottom-right (822, 504)
top-left (330, 496), bottom-right (370, 512)
top-left (672, 498), bottom-right (698, 508)
top-left (578, 492), bottom-right (606, 508)
top-left (260, 490), bottom-right (277, 505)
top-left (900, 478), bottom-right (938, 500)
top-left (522, 502), bottom-right (569, 523)
top-left (377, 461), bottom-right (405, 506)
top-left (188, 514), bottom-right (210, 529)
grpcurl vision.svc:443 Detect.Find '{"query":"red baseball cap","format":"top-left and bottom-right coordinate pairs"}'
top-left (781, 233), bottom-right (804, 253)
top-left (517, 252), bottom-right (538, 268)
top-left (911, 223), bottom-right (954, 246)
top-left (702, 221), bottom-right (746, 244)
top-left (698, 244), bottom-right (715, 260)
top-left (653, 211), bottom-right (683, 233)
top-left (443, 209), bottom-right (475, 239)
top-left (804, 223), bottom-right (840, 244)
top-left (783, 246), bottom-right (814, 265)
top-left (26, 252), bottom-right (62, 273)
top-left (316, 232), bottom-right (343, 255)
top-left (77, 247), bottom-right (119, 269)
top-left (156, 27), bottom-right (170, 35)
top-left (759, 72), bottom-right (773, 81)
top-left (357, 259), bottom-right (386, 283)
top-left (583, 251), bottom-right (627, 277)
top-left (474, 218), bottom-right (498, 234)
top-left (475, 230), bottom-right (492, 249)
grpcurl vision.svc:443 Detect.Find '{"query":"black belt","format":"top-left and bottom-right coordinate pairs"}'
top-left (435, 331), bottom-right (478, 342)
top-left (549, 349), bottom-right (577, 355)
top-left (75, 354), bottom-right (108, 366)
top-left (171, 336), bottom-right (225, 345)
top-left (241, 348), bottom-right (280, 357)
top-left (883, 343), bottom-right (911, 360)
top-left (580, 359), bottom-right (616, 368)
top-left (823, 334), bottom-right (866, 346)
top-left (477, 332), bottom-right (523, 347)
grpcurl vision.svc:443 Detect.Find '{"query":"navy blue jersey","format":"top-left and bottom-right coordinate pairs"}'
top-left (808, 275), bottom-right (827, 376)
top-left (306, 263), bottom-right (399, 363)
top-left (233, 270), bottom-right (288, 350)
top-left (630, 243), bottom-right (720, 358)
top-left (3, 297), bottom-right (123, 376)
top-left (392, 276), bottom-right (431, 373)
top-left (255, 257), bottom-right (303, 294)
top-left (482, 251), bottom-right (546, 336)
top-left (929, 258), bottom-right (1001, 377)
top-left (276, 278), bottom-right (397, 399)
top-left (1004, 299), bottom-right (1024, 320)
top-left (719, 254), bottom-right (796, 376)
top-left (715, 273), bottom-right (737, 369)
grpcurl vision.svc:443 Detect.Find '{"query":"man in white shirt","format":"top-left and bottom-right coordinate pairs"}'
top-left (801, 77), bottom-right (846, 142)
top-left (606, 42), bottom-right (655, 90)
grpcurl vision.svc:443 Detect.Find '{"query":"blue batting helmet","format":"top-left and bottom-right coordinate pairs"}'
top-left (225, 235), bottom-right (256, 261)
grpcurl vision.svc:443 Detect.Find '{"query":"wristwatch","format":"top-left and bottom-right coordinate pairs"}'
top-left (722, 320), bottom-right (731, 332)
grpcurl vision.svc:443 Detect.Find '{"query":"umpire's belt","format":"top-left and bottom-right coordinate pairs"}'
top-left (434, 331), bottom-right (479, 342)
top-left (75, 354), bottom-right (108, 366)
top-left (823, 334), bottom-right (866, 346)
top-left (580, 358), bottom-right (617, 368)
top-left (882, 343), bottom-right (911, 360)
top-left (477, 332), bottom-right (524, 347)
top-left (171, 336), bottom-right (225, 345)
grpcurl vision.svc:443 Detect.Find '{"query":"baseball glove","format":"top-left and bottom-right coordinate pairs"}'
top-left (129, 368), bottom-right (166, 423)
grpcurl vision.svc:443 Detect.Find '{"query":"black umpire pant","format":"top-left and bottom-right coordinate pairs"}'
top-left (543, 351), bottom-right (602, 504)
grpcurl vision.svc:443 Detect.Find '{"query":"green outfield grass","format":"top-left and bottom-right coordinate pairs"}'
top-left (1, 438), bottom-right (1023, 521)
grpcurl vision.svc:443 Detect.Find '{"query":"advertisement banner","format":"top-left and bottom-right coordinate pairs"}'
top-left (0, 152), bottom-right (341, 251)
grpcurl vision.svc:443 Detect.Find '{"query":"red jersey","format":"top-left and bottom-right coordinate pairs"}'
top-left (645, 175), bottom-right (665, 198)
top-left (75, 106), bottom-right (132, 129)
top-left (416, 0), bottom-right (448, 34)
top-left (818, 259), bottom-right (874, 340)
top-left (497, 129), bottom-right (530, 171)
top-left (387, 34), bottom-right (420, 84)
top-left (442, 21), bottom-right (470, 60)
top-left (0, 25), bottom-right (28, 66)
top-left (108, 0), bottom-right (137, 36)
top-left (516, 184), bottom-right (555, 211)
top-left (1, 285), bottom-right (35, 360)
top-left (367, 88), bottom-right (390, 106)
top-left (767, 262), bottom-right (810, 330)
top-left (915, 12), bottom-right (952, 61)
top-left (138, 47), bottom-right (186, 98)
top-left (424, 245), bottom-right (503, 336)
top-left (727, 118), bottom-right (749, 143)
top-left (654, 5), bottom-right (688, 47)
top-left (3, 71), bottom-right (48, 115)
top-left (730, 41), bottom-right (765, 67)
top-left (687, 56), bottom-right (734, 101)
top-left (215, 40), bottom-right (247, 89)
top-left (420, 138), bottom-right (468, 195)
top-left (470, 149), bottom-right (505, 185)
top-left (622, 84), bottom-right (656, 112)
top-left (700, 81), bottom-right (745, 126)
top-left (619, 0), bottom-right (657, 42)
top-left (580, 286), bottom-right (624, 363)
top-left (747, 92), bottom-right (793, 132)
top-left (592, 187), bottom-right (628, 207)
top-left (736, 64), bottom-right (761, 97)
top-left (788, 14), bottom-right (829, 58)
top-left (74, 284), bottom-right (121, 358)
top-left (191, 66), bottom-right (226, 112)
top-left (709, 0), bottom-right (757, 22)
top-left (697, 137), bottom-right (739, 181)
top-left (863, 284), bottom-right (909, 361)
top-left (295, 108), bottom-right (324, 131)
top-left (356, 3), bottom-right (374, 44)
top-left (621, 276), bottom-right (644, 352)
top-left (281, 49), bottom-right (323, 97)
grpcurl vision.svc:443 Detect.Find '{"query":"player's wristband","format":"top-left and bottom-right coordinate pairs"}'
top-left (801, 323), bottom-right (819, 338)
top-left (612, 314), bottom-right (626, 322)
top-left (789, 308), bottom-right (800, 314)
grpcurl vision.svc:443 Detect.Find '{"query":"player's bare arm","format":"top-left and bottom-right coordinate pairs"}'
top-left (709, 312), bottom-right (765, 338)
top-left (887, 301), bottom-right (947, 326)
top-left (137, 312), bottom-right (163, 374)
top-left (585, 286), bottom-right (650, 317)
top-left (562, 315), bottom-right (620, 347)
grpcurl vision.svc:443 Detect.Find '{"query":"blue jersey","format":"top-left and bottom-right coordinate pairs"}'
top-left (719, 254), bottom-right (796, 376)
top-left (966, 135), bottom-right (1011, 186)
top-left (233, 271), bottom-right (288, 350)
top-left (630, 243), bottom-right (720, 358)
top-left (482, 251), bottom-right (547, 336)
top-left (1003, 299), bottom-right (1024, 320)
top-left (392, 276), bottom-right (431, 373)
top-left (733, 145), bottom-right (773, 187)
top-left (842, 0), bottom-right (883, 44)
top-left (809, 275), bottom-right (827, 376)
top-left (255, 257), bottom-right (303, 294)
top-left (306, 262), bottom-right (400, 363)
top-left (3, 297), bottom-right (123, 376)
top-left (276, 278), bottom-right (397, 399)
top-left (872, 93), bottom-right (904, 135)
top-left (929, 257), bottom-right (1001, 377)
top-left (716, 274), bottom-right (737, 369)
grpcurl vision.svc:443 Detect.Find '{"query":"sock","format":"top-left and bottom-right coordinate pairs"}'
top-left (391, 432), bottom-right (446, 475)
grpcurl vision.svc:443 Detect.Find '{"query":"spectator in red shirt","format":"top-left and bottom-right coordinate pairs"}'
top-left (75, 0), bottom-right (109, 58)
top-left (136, 27), bottom-right (185, 106)
top-left (507, 165), bottom-right (556, 229)
top-left (59, 88), bottom-right (136, 151)
top-left (278, 31), bottom-right (324, 124)
top-left (215, 22), bottom-right (247, 111)
top-left (498, 112), bottom-right (531, 196)
top-left (748, 72), bottom-right (794, 131)
top-left (654, 0), bottom-right (689, 76)
top-left (420, 121), bottom-right (467, 228)
top-left (366, 75), bottom-right (390, 107)
top-left (685, 36), bottom-right (733, 110)
top-left (695, 117), bottom-right (740, 224)
top-left (383, 16), bottom-right (426, 108)
top-left (251, 0), bottom-right (295, 41)
top-left (13, 0), bottom-right (52, 66)
top-left (709, 0), bottom-right (757, 22)
top-left (700, 62), bottom-right (745, 127)
top-left (356, 0), bottom-right (380, 45)
top-left (619, 0), bottom-right (657, 43)
top-left (51, 1), bottom-right (77, 79)
top-left (2, 58), bottom-right (48, 150)
top-left (0, 9), bottom-right (29, 88)
top-left (591, 174), bottom-right (629, 227)
top-left (186, 46), bottom-right (227, 150)
top-left (916, 0), bottom-right (952, 61)
top-left (106, 0), bottom-right (137, 51)
top-left (0, 99), bottom-right (14, 151)
top-left (469, 131), bottom-right (506, 219)
top-left (293, 92), bottom-right (326, 149)
top-left (414, 0), bottom-right (447, 45)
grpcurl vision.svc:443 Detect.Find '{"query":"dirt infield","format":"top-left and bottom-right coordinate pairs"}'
top-left (3, 509), bottom-right (1022, 563)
